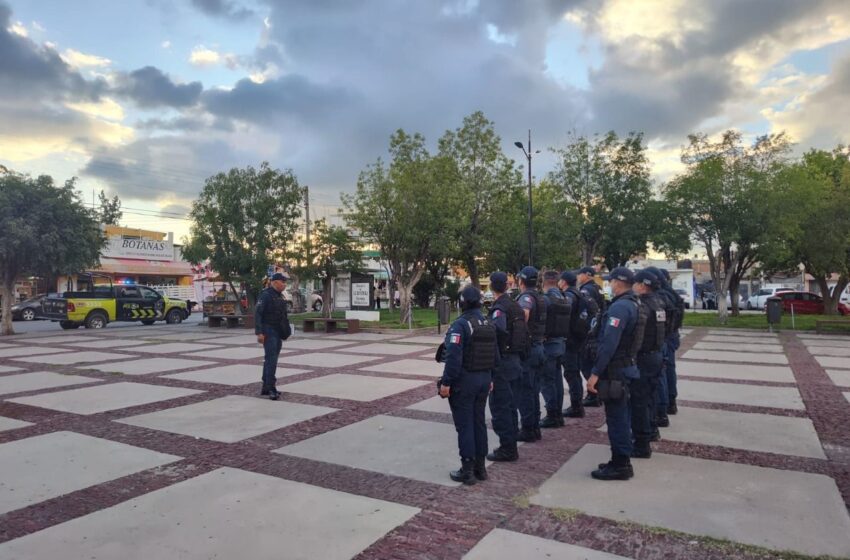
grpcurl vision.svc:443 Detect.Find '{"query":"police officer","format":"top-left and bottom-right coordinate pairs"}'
top-left (438, 285), bottom-right (498, 485)
top-left (587, 267), bottom-right (644, 480)
top-left (255, 272), bottom-right (292, 400)
top-left (486, 272), bottom-right (526, 462)
top-left (540, 270), bottom-right (568, 428)
top-left (659, 268), bottom-right (684, 416)
top-left (516, 266), bottom-right (547, 442)
top-left (632, 270), bottom-right (665, 458)
top-left (578, 266), bottom-right (605, 408)
top-left (645, 267), bottom-right (681, 428)
top-left (558, 271), bottom-right (585, 418)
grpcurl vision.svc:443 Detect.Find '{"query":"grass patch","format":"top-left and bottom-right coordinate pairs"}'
top-left (511, 489), bottom-right (535, 509)
top-left (549, 507), bottom-right (582, 522)
top-left (292, 307), bottom-right (458, 330)
top-left (683, 312), bottom-right (850, 332)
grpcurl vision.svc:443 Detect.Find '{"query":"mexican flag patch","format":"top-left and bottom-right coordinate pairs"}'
top-left (449, 333), bottom-right (461, 344)
top-left (608, 317), bottom-right (621, 328)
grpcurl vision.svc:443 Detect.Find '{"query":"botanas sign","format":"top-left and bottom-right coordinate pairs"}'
top-left (103, 237), bottom-right (174, 261)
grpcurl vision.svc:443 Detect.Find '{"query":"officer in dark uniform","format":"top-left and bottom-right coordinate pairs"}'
top-left (659, 268), bottom-right (684, 415)
top-left (558, 270), bottom-right (585, 418)
top-left (645, 267), bottom-right (680, 427)
top-left (486, 272), bottom-right (526, 462)
top-left (632, 270), bottom-right (665, 458)
top-left (587, 267), bottom-right (644, 480)
top-left (438, 285), bottom-right (498, 485)
top-left (516, 266), bottom-right (547, 442)
top-left (578, 266), bottom-right (605, 408)
top-left (540, 270), bottom-right (568, 428)
top-left (255, 272), bottom-right (292, 400)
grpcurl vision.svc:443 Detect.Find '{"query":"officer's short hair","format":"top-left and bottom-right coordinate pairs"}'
top-left (542, 270), bottom-right (560, 283)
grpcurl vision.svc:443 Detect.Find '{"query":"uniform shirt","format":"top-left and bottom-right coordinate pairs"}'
top-left (489, 295), bottom-right (509, 335)
top-left (579, 280), bottom-right (605, 313)
top-left (518, 290), bottom-right (537, 315)
top-left (440, 308), bottom-right (492, 386)
top-left (254, 287), bottom-right (287, 335)
top-left (591, 292), bottom-right (639, 379)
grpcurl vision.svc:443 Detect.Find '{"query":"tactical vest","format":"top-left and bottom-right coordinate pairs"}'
top-left (462, 316), bottom-right (498, 371)
top-left (492, 295), bottom-right (528, 355)
top-left (638, 292), bottom-right (666, 354)
top-left (656, 288), bottom-right (678, 338)
top-left (519, 289), bottom-right (547, 343)
top-left (260, 288), bottom-right (288, 329)
top-left (544, 289), bottom-right (572, 338)
top-left (608, 293), bottom-right (646, 369)
top-left (567, 286), bottom-right (597, 341)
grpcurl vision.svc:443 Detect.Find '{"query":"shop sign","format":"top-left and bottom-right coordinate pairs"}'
top-left (103, 237), bottom-right (174, 261)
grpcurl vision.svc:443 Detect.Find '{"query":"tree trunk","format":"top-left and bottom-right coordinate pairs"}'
top-left (467, 258), bottom-right (479, 290)
top-left (817, 275), bottom-right (847, 316)
top-left (289, 273), bottom-right (306, 313)
top-left (397, 268), bottom-right (424, 325)
top-left (0, 277), bottom-right (14, 336)
top-left (729, 280), bottom-right (740, 317)
top-left (322, 277), bottom-right (333, 319)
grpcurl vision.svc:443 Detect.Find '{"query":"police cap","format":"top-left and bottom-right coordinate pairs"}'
top-left (645, 266), bottom-right (668, 286)
top-left (578, 266), bottom-right (596, 276)
top-left (604, 267), bottom-right (635, 284)
top-left (270, 272), bottom-right (289, 282)
top-left (633, 269), bottom-right (658, 288)
top-left (460, 285), bottom-right (482, 305)
top-left (518, 266), bottom-right (538, 283)
top-left (489, 271), bottom-right (508, 292)
top-left (560, 270), bottom-right (577, 285)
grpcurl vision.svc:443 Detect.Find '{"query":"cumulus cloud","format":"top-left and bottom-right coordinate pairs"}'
top-left (190, 0), bottom-right (254, 21)
top-left (61, 48), bottom-right (111, 68)
top-left (114, 66), bottom-right (202, 108)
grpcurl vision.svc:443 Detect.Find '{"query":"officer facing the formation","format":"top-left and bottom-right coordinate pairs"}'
top-left (516, 266), bottom-right (547, 442)
top-left (438, 285), bottom-right (498, 485)
top-left (644, 267), bottom-right (682, 428)
top-left (587, 267), bottom-right (645, 480)
top-left (486, 272), bottom-right (527, 462)
top-left (631, 270), bottom-right (666, 458)
top-left (577, 266), bottom-right (605, 408)
top-left (558, 270), bottom-right (589, 418)
top-left (255, 273), bottom-right (292, 400)
top-left (539, 270), bottom-right (570, 428)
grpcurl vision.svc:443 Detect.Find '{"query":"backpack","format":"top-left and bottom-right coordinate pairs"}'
top-left (462, 317), bottom-right (498, 371)
top-left (568, 287), bottom-right (598, 342)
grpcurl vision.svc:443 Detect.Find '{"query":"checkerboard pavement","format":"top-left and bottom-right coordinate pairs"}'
top-left (1, 324), bottom-right (849, 559)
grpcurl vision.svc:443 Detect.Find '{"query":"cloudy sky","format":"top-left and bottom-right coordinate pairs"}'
top-left (2, 0), bottom-right (849, 239)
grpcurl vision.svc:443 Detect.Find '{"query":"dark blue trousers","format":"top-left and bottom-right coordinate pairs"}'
top-left (666, 333), bottom-right (679, 400)
top-left (605, 376), bottom-right (633, 458)
top-left (541, 339), bottom-right (565, 415)
top-left (261, 326), bottom-right (283, 390)
top-left (562, 346), bottom-right (582, 403)
top-left (634, 352), bottom-right (662, 444)
top-left (489, 353), bottom-right (522, 447)
top-left (449, 370), bottom-right (492, 459)
top-left (518, 343), bottom-right (545, 431)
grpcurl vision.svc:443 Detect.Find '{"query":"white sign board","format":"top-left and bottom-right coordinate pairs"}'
top-left (103, 237), bottom-right (174, 261)
top-left (351, 282), bottom-right (370, 307)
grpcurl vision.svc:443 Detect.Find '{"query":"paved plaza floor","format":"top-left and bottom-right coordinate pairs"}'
top-left (1, 324), bottom-right (849, 559)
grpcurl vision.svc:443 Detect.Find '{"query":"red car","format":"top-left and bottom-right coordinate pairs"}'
top-left (769, 291), bottom-right (850, 315)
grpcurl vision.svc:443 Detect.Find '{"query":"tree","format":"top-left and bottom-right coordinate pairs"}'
top-left (437, 111), bottom-right (521, 284)
top-left (548, 131), bottom-right (654, 267)
top-left (182, 162), bottom-right (302, 310)
top-left (0, 173), bottom-right (103, 335)
top-left (293, 219), bottom-right (361, 318)
top-left (97, 190), bottom-right (123, 225)
top-left (343, 130), bottom-right (460, 324)
top-left (662, 131), bottom-right (790, 321)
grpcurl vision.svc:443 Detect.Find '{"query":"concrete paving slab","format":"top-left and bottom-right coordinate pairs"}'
top-left (8, 382), bottom-right (204, 415)
top-left (677, 379), bottom-right (804, 410)
top-left (797, 333), bottom-right (850, 340)
top-left (816, 355), bottom-right (850, 369)
top-left (90, 358), bottom-right (217, 376)
top-left (281, 338), bottom-right (358, 351)
top-left (201, 334), bottom-right (266, 345)
top-left (138, 332), bottom-right (216, 342)
top-left (163, 364), bottom-right (310, 385)
top-left (326, 332), bottom-right (405, 342)
top-left (660, 407), bottom-right (825, 458)
top-left (25, 335), bottom-right (99, 344)
top-left (692, 342), bottom-right (783, 353)
top-left (801, 338), bottom-right (850, 348)
top-left (0, 416), bottom-right (32, 432)
top-left (464, 529), bottom-right (630, 560)
top-left (360, 358), bottom-right (444, 377)
top-left (278, 352), bottom-right (380, 368)
top-left (281, 373), bottom-right (429, 402)
top-left (0, 431), bottom-right (179, 515)
top-left (826, 369), bottom-right (850, 387)
top-left (701, 335), bottom-right (778, 344)
top-left (118, 395), bottom-right (337, 443)
top-left (530, 444), bottom-right (850, 558)
top-left (0, 371), bottom-right (101, 396)
top-left (0, 365), bottom-right (22, 373)
top-left (132, 342), bottom-right (219, 354)
top-left (395, 335), bottom-right (444, 345)
top-left (343, 343), bottom-right (434, 355)
top-left (845, 392), bottom-right (850, 404)
top-left (0, 346), bottom-right (69, 359)
top-left (67, 338), bottom-right (149, 349)
top-left (682, 349), bottom-right (788, 364)
top-left (277, 414), bottom-right (497, 486)
top-left (707, 330), bottom-right (778, 338)
top-left (677, 361), bottom-right (795, 383)
top-left (183, 346), bottom-right (270, 360)
top-left (0, 467), bottom-right (419, 560)
top-left (14, 351), bottom-right (136, 365)
top-left (806, 345), bottom-right (850, 357)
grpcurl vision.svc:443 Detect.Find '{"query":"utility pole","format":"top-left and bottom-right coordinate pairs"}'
top-left (514, 130), bottom-right (539, 267)
top-left (304, 185), bottom-right (311, 256)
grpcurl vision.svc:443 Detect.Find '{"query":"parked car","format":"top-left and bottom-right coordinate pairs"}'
top-left (703, 292), bottom-right (745, 310)
top-left (770, 291), bottom-right (850, 315)
top-left (746, 287), bottom-right (793, 310)
top-left (674, 289), bottom-right (692, 309)
top-left (9, 295), bottom-right (47, 321)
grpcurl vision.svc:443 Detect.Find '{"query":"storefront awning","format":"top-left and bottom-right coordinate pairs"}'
top-left (92, 257), bottom-right (193, 276)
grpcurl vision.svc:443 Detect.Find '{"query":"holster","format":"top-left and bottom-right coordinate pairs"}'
top-left (597, 369), bottom-right (626, 403)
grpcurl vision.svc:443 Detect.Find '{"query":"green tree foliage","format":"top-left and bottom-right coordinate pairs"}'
top-left (437, 111), bottom-right (521, 283)
top-left (97, 190), bottom-right (123, 225)
top-left (183, 162), bottom-right (303, 310)
top-left (662, 131), bottom-right (790, 320)
top-left (343, 130), bottom-right (460, 324)
top-left (548, 131), bottom-right (654, 267)
top-left (0, 173), bottom-right (103, 335)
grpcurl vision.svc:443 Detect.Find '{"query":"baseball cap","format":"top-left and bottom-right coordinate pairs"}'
top-left (460, 285), bottom-right (482, 304)
top-left (270, 272), bottom-right (289, 282)
top-left (518, 266), bottom-right (538, 282)
top-left (578, 266), bottom-right (595, 276)
top-left (604, 267), bottom-right (635, 284)
top-left (489, 272), bottom-right (508, 292)
top-left (560, 270), bottom-right (577, 285)
top-left (633, 270), bottom-right (658, 288)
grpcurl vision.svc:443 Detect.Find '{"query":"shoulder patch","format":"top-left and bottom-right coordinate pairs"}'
top-left (492, 309), bottom-right (502, 319)
top-left (449, 333), bottom-right (461, 344)
top-left (608, 317), bottom-right (621, 328)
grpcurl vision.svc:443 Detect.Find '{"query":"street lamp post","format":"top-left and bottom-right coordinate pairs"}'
top-left (515, 130), bottom-right (539, 267)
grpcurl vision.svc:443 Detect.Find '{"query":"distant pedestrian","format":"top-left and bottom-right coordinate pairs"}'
top-left (375, 283), bottom-right (381, 310)
top-left (255, 272), bottom-right (292, 400)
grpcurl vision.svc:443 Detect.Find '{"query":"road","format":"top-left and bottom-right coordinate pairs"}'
top-left (3, 314), bottom-right (205, 335)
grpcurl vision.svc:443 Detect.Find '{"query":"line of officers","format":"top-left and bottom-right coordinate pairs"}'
top-left (436, 265), bottom-right (685, 484)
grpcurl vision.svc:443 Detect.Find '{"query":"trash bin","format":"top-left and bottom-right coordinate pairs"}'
top-left (766, 297), bottom-right (783, 326)
top-left (437, 296), bottom-right (451, 325)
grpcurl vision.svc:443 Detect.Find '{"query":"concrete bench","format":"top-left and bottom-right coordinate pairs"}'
top-left (208, 314), bottom-right (252, 328)
top-left (302, 317), bottom-right (361, 334)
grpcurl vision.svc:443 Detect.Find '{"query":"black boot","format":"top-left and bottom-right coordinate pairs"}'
top-left (450, 458), bottom-right (476, 485)
top-left (260, 386), bottom-right (271, 396)
top-left (517, 428), bottom-right (537, 443)
top-left (268, 389), bottom-right (280, 401)
top-left (534, 427), bottom-right (543, 441)
top-left (667, 399), bottom-right (678, 415)
top-left (563, 400), bottom-right (585, 418)
top-left (631, 441), bottom-right (652, 459)
top-left (486, 444), bottom-right (518, 462)
top-left (539, 411), bottom-right (563, 429)
top-left (582, 394), bottom-right (601, 408)
top-left (591, 455), bottom-right (634, 480)
top-left (650, 428), bottom-right (661, 442)
top-left (473, 456), bottom-right (488, 481)
top-left (656, 413), bottom-right (670, 428)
